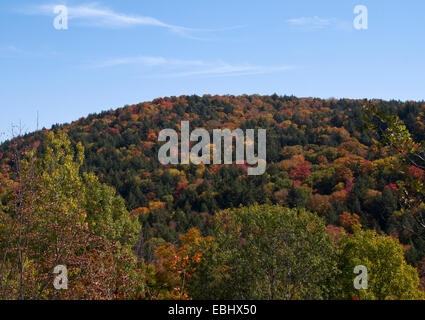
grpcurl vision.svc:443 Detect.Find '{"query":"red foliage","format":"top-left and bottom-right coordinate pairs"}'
top-left (345, 176), bottom-right (354, 193)
top-left (147, 130), bottom-right (158, 142)
top-left (409, 166), bottom-right (424, 181)
top-left (108, 127), bottom-right (120, 134)
top-left (384, 183), bottom-right (399, 194)
top-left (339, 212), bottom-right (361, 232)
top-left (194, 178), bottom-right (204, 185)
top-left (175, 182), bottom-right (188, 198)
top-left (360, 160), bottom-right (375, 175)
top-left (160, 100), bottom-right (174, 111)
top-left (326, 225), bottom-right (345, 242)
top-left (289, 162), bottom-right (311, 181)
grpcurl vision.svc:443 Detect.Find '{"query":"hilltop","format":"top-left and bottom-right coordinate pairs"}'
top-left (1, 94), bottom-right (425, 264)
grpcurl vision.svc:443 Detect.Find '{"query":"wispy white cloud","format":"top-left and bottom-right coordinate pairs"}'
top-left (0, 45), bottom-right (59, 58)
top-left (94, 56), bottom-right (205, 68)
top-left (92, 55), bottom-right (295, 78)
top-left (159, 64), bottom-right (294, 78)
top-left (287, 16), bottom-right (331, 29)
top-left (20, 2), bottom-right (243, 39)
top-left (0, 45), bottom-right (24, 54)
top-left (287, 16), bottom-right (352, 31)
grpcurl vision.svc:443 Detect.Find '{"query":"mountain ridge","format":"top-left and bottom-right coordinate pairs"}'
top-left (2, 94), bottom-right (425, 265)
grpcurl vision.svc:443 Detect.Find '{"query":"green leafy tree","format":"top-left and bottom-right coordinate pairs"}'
top-left (0, 131), bottom-right (143, 299)
top-left (83, 172), bottom-right (140, 246)
top-left (335, 229), bottom-right (424, 300)
top-left (191, 204), bottom-right (338, 300)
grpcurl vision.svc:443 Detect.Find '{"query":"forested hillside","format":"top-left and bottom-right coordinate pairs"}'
top-left (1, 94), bottom-right (425, 299)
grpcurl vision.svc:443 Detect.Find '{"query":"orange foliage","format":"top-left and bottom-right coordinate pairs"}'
top-left (339, 212), bottom-right (361, 233)
top-left (154, 228), bottom-right (213, 300)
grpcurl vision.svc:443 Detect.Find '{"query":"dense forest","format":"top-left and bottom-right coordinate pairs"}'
top-left (1, 94), bottom-right (425, 299)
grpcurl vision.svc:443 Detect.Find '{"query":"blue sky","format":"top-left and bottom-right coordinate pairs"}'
top-left (1, 0), bottom-right (424, 140)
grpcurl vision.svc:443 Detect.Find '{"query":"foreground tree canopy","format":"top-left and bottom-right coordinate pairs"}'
top-left (189, 204), bottom-right (337, 300)
top-left (0, 131), bottom-right (143, 299)
top-left (187, 204), bottom-right (423, 300)
top-left (336, 229), bottom-right (424, 300)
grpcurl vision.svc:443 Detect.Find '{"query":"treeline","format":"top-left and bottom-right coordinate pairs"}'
top-left (1, 95), bottom-right (425, 299)
top-left (0, 132), bottom-right (422, 299)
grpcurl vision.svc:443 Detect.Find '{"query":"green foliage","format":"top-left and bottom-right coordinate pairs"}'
top-left (0, 131), bottom-right (143, 299)
top-left (83, 172), bottom-right (140, 246)
top-left (2, 95), bottom-right (425, 299)
top-left (335, 229), bottom-right (424, 300)
top-left (3, 95), bottom-right (425, 250)
top-left (38, 131), bottom-right (140, 249)
top-left (190, 204), bottom-right (338, 300)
